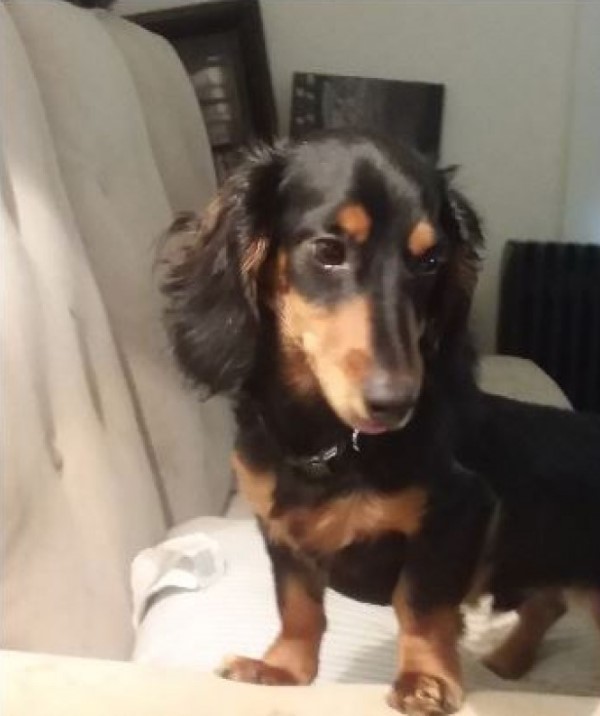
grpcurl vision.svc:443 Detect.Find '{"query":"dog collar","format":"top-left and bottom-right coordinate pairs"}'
top-left (288, 429), bottom-right (361, 476)
top-left (249, 400), bottom-right (361, 474)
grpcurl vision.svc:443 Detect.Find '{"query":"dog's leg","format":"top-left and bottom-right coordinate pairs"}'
top-left (390, 581), bottom-right (463, 716)
top-left (483, 588), bottom-right (566, 679)
top-left (388, 468), bottom-right (495, 715)
top-left (219, 542), bottom-right (326, 686)
top-left (261, 545), bottom-right (326, 684)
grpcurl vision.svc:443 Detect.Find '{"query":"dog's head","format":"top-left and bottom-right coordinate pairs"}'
top-left (161, 134), bottom-right (483, 433)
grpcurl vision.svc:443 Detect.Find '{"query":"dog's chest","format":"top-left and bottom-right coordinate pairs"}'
top-left (233, 451), bottom-right (426, 554)
top-left (269, 490), bottom-right (425, 553)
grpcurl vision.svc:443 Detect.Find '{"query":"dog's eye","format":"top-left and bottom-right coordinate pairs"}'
top-left (312, 237), bottom-right (348, 268)
top-left (409, 248), bottom-right (443, 275)
top-left (418, 254), bottom-right (439, 272)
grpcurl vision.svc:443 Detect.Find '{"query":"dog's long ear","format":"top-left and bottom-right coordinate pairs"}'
top-left (432, 170), bottom-right (484, 345)
top-left (159, 145), bottom-right (285, 395)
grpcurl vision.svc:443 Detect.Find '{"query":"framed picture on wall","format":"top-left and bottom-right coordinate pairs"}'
top-left (291, 72), bottom-right (445, 162)
top-left (132, 0), bottom-right (277, 183)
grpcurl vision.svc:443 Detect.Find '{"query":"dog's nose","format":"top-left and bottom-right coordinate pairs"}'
top-left (363, 372), bottom-right (418, 427)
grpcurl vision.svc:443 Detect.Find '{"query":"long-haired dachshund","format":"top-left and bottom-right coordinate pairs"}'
top-left (160, 132), bottom-right (600, 715)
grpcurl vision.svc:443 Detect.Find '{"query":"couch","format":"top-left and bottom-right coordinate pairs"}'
top-left (1, 2), bottom-right (597, 714)
top-left (1, 0), bottom-right (234, 660)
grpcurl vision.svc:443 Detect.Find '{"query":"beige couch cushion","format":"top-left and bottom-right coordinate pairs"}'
top-left (102, 12), bottom-right (217, 214)
top-left (1, 0), bottom-right (234, 658)
top-left (0, 3), bottom-right (165, 658)
top-left (8, 0), bottom-right (234, 525)
top-left (479, 355), bottom-right (572, 408)
top-left (3, 651), bottom-right (598, 716)
top-left (101, 13), bottom-right (236, 519)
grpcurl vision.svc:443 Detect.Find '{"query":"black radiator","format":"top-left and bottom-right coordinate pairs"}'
top-left (497, 240), bottom-right (600, 413)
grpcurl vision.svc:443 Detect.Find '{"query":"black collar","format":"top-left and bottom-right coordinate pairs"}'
top-left (286, 429), bottom-right (361, 476)
top-left (292, 429), bottom-right (361, 463)
top-left (250, 399), bottom-right (361, 476)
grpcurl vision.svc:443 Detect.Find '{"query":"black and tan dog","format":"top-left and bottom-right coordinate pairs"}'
top-left (160, 133), bottom-right (600, 715)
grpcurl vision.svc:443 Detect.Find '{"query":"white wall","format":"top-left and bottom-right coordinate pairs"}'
top-left (563, 1), bottom-right (600, 246)
top-left (259, 0), bottom-right (578, 353)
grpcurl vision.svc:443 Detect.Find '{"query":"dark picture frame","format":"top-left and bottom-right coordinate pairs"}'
top-left (131, 0), bottom-right (277, 182)
top-left (291, 72), bottom-right (445, 163)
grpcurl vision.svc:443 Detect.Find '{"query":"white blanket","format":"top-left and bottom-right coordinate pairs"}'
top-left (132, 518), bottom-right (600, 695)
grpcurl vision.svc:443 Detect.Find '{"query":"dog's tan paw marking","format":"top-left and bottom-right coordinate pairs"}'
top-left (387, 673), bottom-right (462, 715)
top-left (217, 655), bottom-right (298, 686)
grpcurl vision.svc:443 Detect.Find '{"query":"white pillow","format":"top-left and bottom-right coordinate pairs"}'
top-left (132, 518), bottom-right (599, 695)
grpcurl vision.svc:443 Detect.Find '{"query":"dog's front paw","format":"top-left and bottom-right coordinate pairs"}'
top-left (387, 672), bottom-right (462, 716)
top-left (217, 655), bottom-right (298, 685)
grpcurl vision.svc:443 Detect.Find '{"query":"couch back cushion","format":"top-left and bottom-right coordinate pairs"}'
top-left (1, 3), bottom-right (165, 657)
top-left (1, 0), bottom-right (234, 658)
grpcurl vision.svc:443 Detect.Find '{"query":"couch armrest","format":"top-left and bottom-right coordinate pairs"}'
top-left (2, 651), bottom-right (597, 716)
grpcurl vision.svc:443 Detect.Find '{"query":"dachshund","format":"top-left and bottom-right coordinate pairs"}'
top-left (160, 132), bottom-right (600, 715)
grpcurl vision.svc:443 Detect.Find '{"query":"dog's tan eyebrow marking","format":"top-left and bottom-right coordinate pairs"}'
top-left (407, 221), bottom-right (436, 257)
top-left (336, 203), bottom-right (372, 243)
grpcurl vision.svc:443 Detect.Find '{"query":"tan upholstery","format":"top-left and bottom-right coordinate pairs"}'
top-left (3, 651), bottom-right (598, 716)
top-left (1, 0), bottom-right (234, 659)
top-left (479, 355), bottom-right (572, 409)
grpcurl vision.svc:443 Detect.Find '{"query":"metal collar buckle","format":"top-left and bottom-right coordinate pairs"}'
top-left (306, 443), bottom-right (340, 467)
top-left (297, 430), bottom-right (361, 475)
